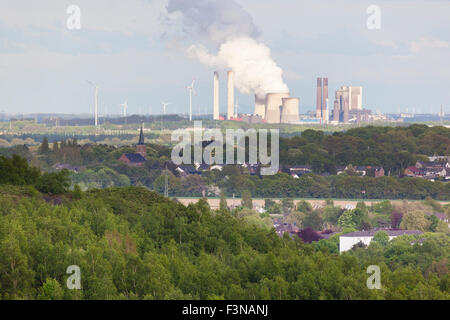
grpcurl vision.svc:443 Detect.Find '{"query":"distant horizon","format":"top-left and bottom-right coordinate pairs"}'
top-left (1, 1), bottom-right (449, 115)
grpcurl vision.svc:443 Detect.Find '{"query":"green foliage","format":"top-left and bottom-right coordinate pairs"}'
top-left (371, 231), bottom-right (390, 247)
top-left (0, 186), bottom-right (447, 300)
top-left (242, 190), bottom-right (253, 209)
top-left (36, 170), bottom-right (71, 195)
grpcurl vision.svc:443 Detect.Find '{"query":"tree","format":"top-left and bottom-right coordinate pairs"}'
top-left (371, 231), bottom-right (390, 247)
top-left (264, 199), bottom-right (276, 210)
top-left (390, 211), bottom-right (403, 230)
top-left (297, 228), bottom-right (323, 243)
top-left (242, 190), bottom-right (253, 209)
top-left (426, 214), bottom-right (439, 232)
top-left (400, 211), bottom-right (431, 232)
top-left (338, 211), bottom-right (356, 230)
top-left (281, 198), bottom-right (294, 214)
top-left (52, 141), bottom-right (59, 153)
top-left (219, 191), bottom-right (228, 211)
top-left (37, 278), bottom-right (64, 300)
top-left (302, 211), bottom-right (323, 230)
top-left (35, 170), bottom-right (71, 194)
top-left (296, 200), bottom-right (312, 213)
top-left (39, 137), bottom-right (50, 154)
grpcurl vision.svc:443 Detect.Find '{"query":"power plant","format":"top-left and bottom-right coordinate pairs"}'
top-left (210, 70), bottom-right (371, 125)
top-left (333, 86), bottom-right (368, 124)
top-left (213, 70), bottom-right (300, 124)
top-left (265, 92), bottom-right (290, 124)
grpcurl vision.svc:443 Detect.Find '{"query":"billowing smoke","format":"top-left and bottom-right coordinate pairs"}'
top-left (167, 0), bottom-right (289, 98)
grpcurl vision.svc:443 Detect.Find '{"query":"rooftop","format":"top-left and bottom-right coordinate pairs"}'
top-left (341, 229), bottom-right (423, 237)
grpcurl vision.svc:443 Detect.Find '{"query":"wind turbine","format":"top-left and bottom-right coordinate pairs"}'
top-left (120, 101), bottom-right (128, 117)
top-left (186, 79), bottom-right (196, 121)
top-left (161, 101), bottom-right (171, 115)
top-left (160, 101), bottom-right (171, 131)
top-left (87, 81), bottom-right (99, 127)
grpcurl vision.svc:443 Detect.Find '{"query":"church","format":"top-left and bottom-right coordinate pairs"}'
top-left (118, 125), bottom-right (147, 166)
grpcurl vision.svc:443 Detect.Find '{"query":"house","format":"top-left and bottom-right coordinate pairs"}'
top-left (416, 161), bottom-right (450, 169)
top-left (404, 166), bottom-right (425, 177)
top-left (119, 153), bottom-right (146, 167)
top-left (366, 166), bottom-right (385, 177)
top-left (288, 165), bottom-right (312, 178)
top-left (210, 164), bottom-right (224, 171)
top-left (424, 167), bottom-right (447, 178)
top-left (336, 166), bottom-right (346, 175)
top-left (404, 159), bottom-right (449, 180)
top-left (52, 163), bottom-right (81, 173)
top-left (175, 164), bottom-right (200, 176)
top-left (118, 125), bottom-right (146, 167)
top-left (425, 212), bottom-right (450, 227)
top-left (339, 229), bottom-right (423, 253)
top-left (273, 220), bottom-right (300, 237)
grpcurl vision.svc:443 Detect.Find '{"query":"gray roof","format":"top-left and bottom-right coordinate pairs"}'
top-left (124, 153), bottom-right (146, 163)
top-left (341, 229), bottom-right (423, 237)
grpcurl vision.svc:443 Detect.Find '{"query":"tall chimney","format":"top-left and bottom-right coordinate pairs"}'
top-left (343, 92), bottom-right (349, 123)
top-left (333, 100), bottom-right (339, 122)
top-left (322, 78), bottom-right (328, 123)
top-left (316, 78), bottom-right (322, 120)
top-left (227, 71), bottom-right (234, 120)
top-left (213, 72), bottom-right (220, 120)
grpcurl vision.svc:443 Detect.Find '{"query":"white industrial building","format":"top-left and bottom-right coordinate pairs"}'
top-left (339, 229), bottom-right (423, 253)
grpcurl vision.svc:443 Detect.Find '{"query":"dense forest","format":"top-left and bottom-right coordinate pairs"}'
top-left (0, 185), bottom-right (448, 300)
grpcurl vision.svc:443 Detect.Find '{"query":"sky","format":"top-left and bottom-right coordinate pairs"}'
top-left (0, 0), bottom-right (449, 116)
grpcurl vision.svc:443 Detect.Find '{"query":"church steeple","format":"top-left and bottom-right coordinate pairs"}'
top-left (138, 123), bottom-right (145, 145)
top-left (136, 123), bottom-right (146, 158)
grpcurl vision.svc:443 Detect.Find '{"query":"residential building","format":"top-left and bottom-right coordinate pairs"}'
top-left (118, 124), bottom-right (146, 167)
top-left (339, 229), bottom-right (423, 253)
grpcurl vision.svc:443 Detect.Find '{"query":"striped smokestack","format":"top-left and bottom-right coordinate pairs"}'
top-left (322, 78), bottom-right (328, 123)
top-left (213, 72), bottom-right (220, 120)
top-left (316, 78), bottom-right (322, 119)
top-left (227, 71), bottom-right (235, 120)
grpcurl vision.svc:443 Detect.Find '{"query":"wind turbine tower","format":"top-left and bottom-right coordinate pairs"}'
top-left (120, 101), bottom-right (128, 117)
top-left (87, 81), bottom-right (99, 127)
top-left (161, 101), bottom-right (171, 115)
top-left (186, 80), bottom-right (196, 121)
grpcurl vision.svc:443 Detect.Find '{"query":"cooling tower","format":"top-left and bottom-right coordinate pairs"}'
top-left (265, 92), bottom-right (290, 124)
top-left (316, 78), bottom-right (322, 119)
top-left (213, 72), bottom-right (220, 120)
top-left (227, 71), bottom-right (234, 120)
top-left (281, 98), bottom-right (300, 123)
top-left (254, 94), bottom-right (266, 119)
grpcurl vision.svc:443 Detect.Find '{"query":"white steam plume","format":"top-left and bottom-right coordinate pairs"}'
top-left (167, 0), bottom-right (289, 98)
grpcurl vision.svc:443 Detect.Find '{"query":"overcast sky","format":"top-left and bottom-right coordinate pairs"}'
top-left (0, 0), bottom-right (449, 116)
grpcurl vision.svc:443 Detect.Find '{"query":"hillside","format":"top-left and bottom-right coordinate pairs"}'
top-left (0, 186), bottom-right (448, 300)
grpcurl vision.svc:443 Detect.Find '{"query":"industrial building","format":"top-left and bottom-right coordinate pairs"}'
top-left (213, 70), bottom-right (300, 124)
top-left (316, 77), bottom-right (329, 124)
top-left (332, 86), bottom-right (368, 124)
